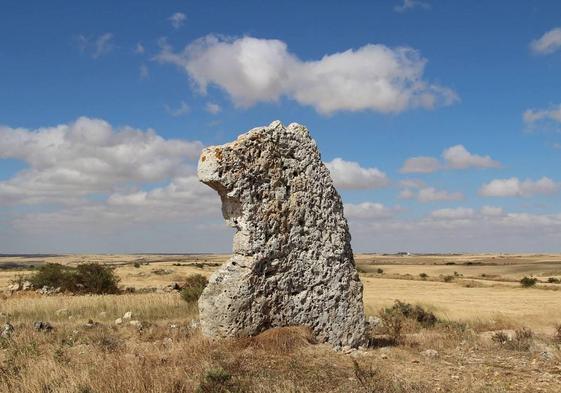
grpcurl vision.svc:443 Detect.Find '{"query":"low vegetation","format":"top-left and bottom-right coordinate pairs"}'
top-left (1, 254), bottom-right (561, 392)
top-left (29, 263), bottom-right (120, 294)
top-left (180, 274), bottom-right (209, 303)
top-left (520, 276), bottom-right (538, 288)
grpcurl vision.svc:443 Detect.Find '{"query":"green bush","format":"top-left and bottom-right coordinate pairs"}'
top-left (75, 263), bottom-right (120, 294)
top-left (419, 273), bottom-right (428, 279)
top-left (376, 268), bottom-right (384, 274)
top-left (520, 276), bottom-right (537, 288)
top-left (547, 277), bottom-right (560, 284)
top-left (29, 263), bottom-right (120, 294)
top-left (443, 275), bottom-right (454, 283)
top-left (196, 368), bottom-right (240, 393)
top-left (180, 274), bottom-right (208, 303)
top-left (384, 300), bottom-right (438, 327)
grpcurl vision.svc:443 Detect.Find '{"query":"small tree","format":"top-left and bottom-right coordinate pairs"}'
top-left (181, 274), bottom-right (209, 303)
top-left (419, 273), bottom-right (428, 280)
top-left (75, 263), bottom-right (120, 294)
top-left (29, 263), bottom-right (120, 294)
top-left (520, 276), bottom-right (537, 288)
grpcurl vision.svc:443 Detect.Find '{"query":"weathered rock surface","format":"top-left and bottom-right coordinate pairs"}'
top-left (197, 120), bottom-right (366, 347)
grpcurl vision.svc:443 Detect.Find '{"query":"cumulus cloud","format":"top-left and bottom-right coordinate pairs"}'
top-left (325, 158), bottom-right (389, 189)
top-left (479, 205), bottom-right (505, 217)
top-left (400, 156), bottom-right (440, 173)
top-left (205, 102), bottom-right (221, 114)
top-left (346, 204), bottom-right (561, 253)
top-left (135, 42), bottom-right (145, 54)
top-left (164, 101), bottom-right (190, 117)
top-left (523, 104), bottom-right (561, 130)
top-left (169, 12), bottom-right (186, 29)
top-left (479, 177), bottom-right (558, 197)
top-left (76, 33), bottom-right (114, 59)
top-left (139, 64), bottom-right (149, 79)
top-left (442, 145), bottom-right (500, 169)
top-left (156, 35), bottom-right (458, 114)
top-left (530, 27), bottom-right (561, 55)
top-left (394, 0), bottom-right (430, 13)
top-left (0, 117), bottom-right (226, 252)
top-left (417, 187), bottom-right (463, 203)
top-left (399, 180), bottom-right (463, 203)
top-left (0, 117), bottom-right (203, 204)
top-left (401, 145), bottom-right (500, 173)
top-left (344, 202), bottom-right (400, 220)
top-left (431, 207), bottom-right (474, 220)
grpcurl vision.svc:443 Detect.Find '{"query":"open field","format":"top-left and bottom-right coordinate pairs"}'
top-left (1, 254), bottom-right (561, 392)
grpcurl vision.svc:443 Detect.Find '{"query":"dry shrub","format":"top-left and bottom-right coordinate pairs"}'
top-left (28, 263), bottom-right (120, 294)
top-left (236, 326), bottom-right (315, 354)
top-left (492, 327), bottom-right (534, 351)
top-left (555, 324), bottom-right (561, 343)
top-left (180, 274), bottom-right (208, 303)
top-left (352, 359), bottom-right (431, 393)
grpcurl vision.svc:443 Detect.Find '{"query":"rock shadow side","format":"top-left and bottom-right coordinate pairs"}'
top-left (197, 120), bottom-right (366, 347)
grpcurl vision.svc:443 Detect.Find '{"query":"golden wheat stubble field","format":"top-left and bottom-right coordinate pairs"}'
top-left (1, 253), bottom-right (561, 392)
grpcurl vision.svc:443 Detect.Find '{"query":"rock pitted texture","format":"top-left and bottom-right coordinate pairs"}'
top-left (197, 121), bottom-right (366, 347)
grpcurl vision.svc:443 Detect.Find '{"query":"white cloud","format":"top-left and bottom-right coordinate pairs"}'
top-left (76, 33), bottom-right (114, 59)
top-left (205, 102), bottom-right (221, 114)
top-left (0, 117), bottom-right (202, 204)
top-left (344, 202), bottom-right (400, 220)
top-left (530, 27), bottom-right (561, 55)
top-left (401, 145), bottom-right (500, 173)
top-left (164, 101), bottom-right (190, 117)
top-left (400, 156), bottom-right (440, 173)
top-left (156, 35), bottom-right (458, 114)
top-left (417, 187), bottom-right (463, 203)
top-left (479, 177), bottom-right (558, 197)
top-left (399, 180), bottom-right (463, 203)
top-left (480, 205), bottom-right (505, 217)
top-left (442, 145), bottom-right (500, 169)
top-left (325, 158), bottom-right (389, 189)
top-left (431, 207), bottom-right (474, 220)
top-left (135, 42), bottom-right (145, 54)
top-left (169, 12), bottom-right (186, 29)
top-left (139, 64), bottom-right (149, 79)
top-left (523, 104), bottom-right (561, 130)
top-left (394, 0), bottom-right (430, 13)
top-left (346, 205), bottom-right (561, 253)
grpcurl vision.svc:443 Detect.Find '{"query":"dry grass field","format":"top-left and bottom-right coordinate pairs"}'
top-left (1, 253), bottom-right (561, 392)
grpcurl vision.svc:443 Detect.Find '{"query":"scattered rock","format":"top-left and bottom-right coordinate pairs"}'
top-left (37, 286), bottom-right (61, 295)
top-left (122, 311), bottom-right (132, 321)
top-left (115, 318), bottom-right (123, 325)
top-left (84, 319), bottom-right (98, 329)
top-left (152, 269), bottom-right (173, 275)
top-left (33, 321), bottom-right (53, 332)
top-left (197, 121), bottom-right (366, 348)
top-left (367, 316), bottom-right (382, 328)
top-left (99, 311), bottom-right (107, 318)
top-left (421, 349), bottom-right (439, 358)
top-left (7, 283), bottom-right (20, 291)
top-left (129, 320), bottom-right (143, 329)
top-left (1, 323), bottom-right (14, 338)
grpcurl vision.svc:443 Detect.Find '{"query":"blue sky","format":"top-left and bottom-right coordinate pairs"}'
top-left (1, 0), bottom-right (561, 253)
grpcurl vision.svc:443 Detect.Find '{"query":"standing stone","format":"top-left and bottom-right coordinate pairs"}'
top-left (197, 121), bottom-right (366, 347)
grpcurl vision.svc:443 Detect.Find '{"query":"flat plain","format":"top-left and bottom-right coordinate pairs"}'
top-left (1, 253), bottom-right (561, 392)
